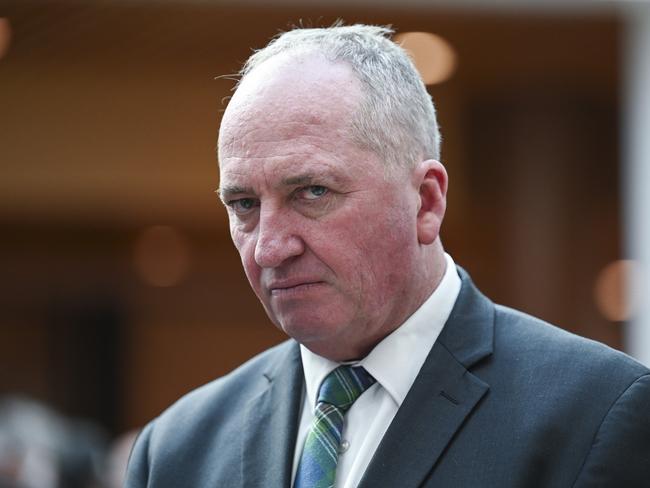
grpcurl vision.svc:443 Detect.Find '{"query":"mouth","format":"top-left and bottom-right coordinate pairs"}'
top-left (269, 280), bottom-right (326, 297)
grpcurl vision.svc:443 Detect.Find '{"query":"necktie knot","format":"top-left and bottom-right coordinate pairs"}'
top-left (317, 365), bottom-right (376, 412)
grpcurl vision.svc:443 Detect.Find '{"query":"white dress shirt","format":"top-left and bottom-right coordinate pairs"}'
top-left (291, 253), bottom-right (461, 488)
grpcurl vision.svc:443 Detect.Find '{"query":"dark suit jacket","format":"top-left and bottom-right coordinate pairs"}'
top-left (125, 269), bottom-right (650, 487)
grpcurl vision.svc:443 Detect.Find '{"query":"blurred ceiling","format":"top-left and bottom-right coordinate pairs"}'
top-left (0, 1), bottom-right (619, 228)
top-left (65, 0), bottom-right (629, 13)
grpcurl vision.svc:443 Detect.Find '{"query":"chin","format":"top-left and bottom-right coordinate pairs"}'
top-left (277, 315), bottom-right (346, 347)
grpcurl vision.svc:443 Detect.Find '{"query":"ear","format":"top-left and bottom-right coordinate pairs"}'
top-left (414, 160), bottom-right (448, 245)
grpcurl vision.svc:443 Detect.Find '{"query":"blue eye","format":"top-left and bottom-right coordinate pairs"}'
top-left (228, 198), bottom-right (258, 214)
top-left (303, 186), bottom-right (328, 200)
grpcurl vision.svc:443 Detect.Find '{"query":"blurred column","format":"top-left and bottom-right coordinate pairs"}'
top-left (623, 3), bottom-right (650, 366)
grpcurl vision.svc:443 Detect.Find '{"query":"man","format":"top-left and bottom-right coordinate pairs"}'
top-left (125, 25), bottom-right (650, 487)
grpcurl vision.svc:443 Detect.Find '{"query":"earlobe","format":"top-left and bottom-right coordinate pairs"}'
top-left (416, 160), bottom-right (448, 245)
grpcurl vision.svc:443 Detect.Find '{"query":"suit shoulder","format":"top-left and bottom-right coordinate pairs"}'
top-left (492, 304), bottom-right (649, 381)
top-left (126, 340), bottom-right (300, 485)
top-left (149, 339), bottom-right (297, 434)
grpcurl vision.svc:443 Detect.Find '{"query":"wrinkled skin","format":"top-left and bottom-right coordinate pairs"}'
top-left (218, 53), bottom-right (448, 361)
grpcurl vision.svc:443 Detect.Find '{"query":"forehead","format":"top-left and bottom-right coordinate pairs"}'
top-left (219, 53), bottom-right (362, 151)
top-left (218, 53), bottom-right (372, 190)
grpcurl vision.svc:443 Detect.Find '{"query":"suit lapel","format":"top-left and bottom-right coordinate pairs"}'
top-left (242, 341), bottom-right (304, 488)
top-left (359, 268), bottom-right (494, 488)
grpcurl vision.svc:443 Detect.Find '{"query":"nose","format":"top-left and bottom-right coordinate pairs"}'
top-left (254, 205), bottom-right (305, 268)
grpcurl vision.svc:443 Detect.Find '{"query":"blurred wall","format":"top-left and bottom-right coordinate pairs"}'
top-left (0, 2), bottom-right (623, 432)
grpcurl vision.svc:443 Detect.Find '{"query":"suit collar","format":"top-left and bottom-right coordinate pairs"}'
top-left (241, 341), bottom-right (303, 488)
top-left (437, 266), bottom-right (495, 368)
top-left (358, 267), bottom-right (494, 488)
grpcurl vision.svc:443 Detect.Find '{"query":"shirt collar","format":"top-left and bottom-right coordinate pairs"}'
top-left (300, 253), bottom-right (461, 409)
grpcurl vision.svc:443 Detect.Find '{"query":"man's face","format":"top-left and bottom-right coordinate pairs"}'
top-left (218, 55), bottom-right (427, 361)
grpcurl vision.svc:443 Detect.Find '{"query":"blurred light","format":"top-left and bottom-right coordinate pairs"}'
top-left (394, 31), bottom-right (457, 85)
top-left (0, 18), bottom-right (11, 60)
top-left (133, 225), bottom-right (191, 287)
top-left (594, 260), bottom-right (638, 322)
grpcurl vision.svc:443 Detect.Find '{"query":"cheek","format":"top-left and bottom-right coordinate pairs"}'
top-left (354, 212), bottom-right (416, 286)
top-left (230, 227), bottom-right (261, 285)
top-left (316, 215), bottom-right (400, 289)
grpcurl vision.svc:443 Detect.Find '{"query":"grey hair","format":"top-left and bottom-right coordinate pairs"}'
top-left (238, 23), bottom-right (441, 171)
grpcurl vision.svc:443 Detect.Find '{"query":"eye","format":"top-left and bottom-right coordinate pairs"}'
top-left (300, 185), bottom-right (329, 200)
top-left (227, 198), bottom-right (259, 215)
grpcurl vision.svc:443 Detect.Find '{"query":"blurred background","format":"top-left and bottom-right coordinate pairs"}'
top-left (1, 0), bottom-right (650, 486)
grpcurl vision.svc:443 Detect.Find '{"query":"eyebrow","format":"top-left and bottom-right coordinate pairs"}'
top-left (282, 174), bottom-right (319, 186)
top-left (216, 185), bottom-right (254, 201)
top-left (282, 172), bottom-right (345, 187)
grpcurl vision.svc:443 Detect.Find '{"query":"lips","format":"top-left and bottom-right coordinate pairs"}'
top-left (268, 279), bottom-right (325, 296)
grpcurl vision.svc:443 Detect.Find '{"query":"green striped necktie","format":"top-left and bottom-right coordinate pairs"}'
top-left (294, 365), bottom-right (376, 488)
